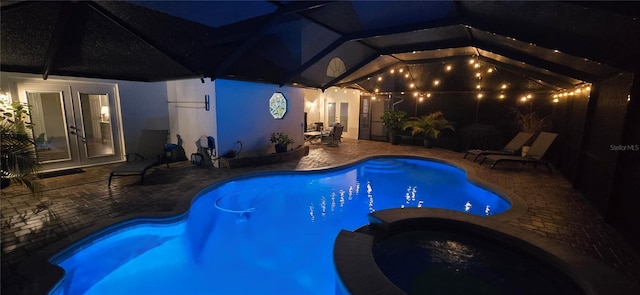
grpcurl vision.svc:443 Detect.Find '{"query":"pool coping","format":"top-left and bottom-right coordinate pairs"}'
top-left (334, 208), bottom-right (640, 295)
top-left (17, 153), bottom-right (528, 295)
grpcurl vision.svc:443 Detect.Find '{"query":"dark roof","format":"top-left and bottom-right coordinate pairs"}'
top-left (2, 1), bottom-right (639, 95)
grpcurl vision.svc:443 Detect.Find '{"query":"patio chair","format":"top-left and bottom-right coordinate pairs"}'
top-left (108, 129), bottom-right (169, 186)
top-left (464, 132), bottom-right (533, 162)
top-left (326, 125), bottom-right (344, 147)
top-left (480, 132), bottom-right (558, 173)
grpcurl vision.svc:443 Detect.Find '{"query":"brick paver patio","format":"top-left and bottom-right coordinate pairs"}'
top-left (2, 138), bottom-right (639, 294)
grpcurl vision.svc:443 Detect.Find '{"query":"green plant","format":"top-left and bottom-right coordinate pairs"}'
top-left (381, 109), bottom-right (407, 134)
top-left (270, 132), bottom-right (294, 146)
top-left (1, 100), bottom-right (41, 191)
top-left (403, 111), bottom-right (455, 140)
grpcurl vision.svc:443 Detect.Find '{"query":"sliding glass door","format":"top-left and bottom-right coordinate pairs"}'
top-left (18, 82), bottom-right (123, 171)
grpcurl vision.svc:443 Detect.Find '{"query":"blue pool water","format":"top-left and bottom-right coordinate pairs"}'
top-left (50, 157), bottom-right (510, 295)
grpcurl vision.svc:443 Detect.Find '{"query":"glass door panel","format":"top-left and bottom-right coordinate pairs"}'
top-left (79, 93), bottom-right (114, 158)
top-left (327, 102), bottom-right (336, 127)
top-left (339, 102), bottom-right (349, 127)
top-left (26, 91), bottom-right (72, 163)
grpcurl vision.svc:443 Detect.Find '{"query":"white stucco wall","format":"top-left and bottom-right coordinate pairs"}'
top-left (117, 80), bottom-right (169, 153)
top-left (166, 79), bottom-right (216, 157)
top-left (214, 79), bottom-right (306, 157)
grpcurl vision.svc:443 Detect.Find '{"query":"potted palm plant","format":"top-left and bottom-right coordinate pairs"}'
top-left (270, 132), bottom-right (294, 153)
top-left (1, 101), bottom-right (40, 190)
top-left (381, 109), bottom-right (407, 145)
top-left (403, 111), bottom-right (455, 148)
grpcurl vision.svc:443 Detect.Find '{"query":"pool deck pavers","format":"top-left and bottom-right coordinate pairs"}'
top-left (2, 138), bottom-right (639, 294)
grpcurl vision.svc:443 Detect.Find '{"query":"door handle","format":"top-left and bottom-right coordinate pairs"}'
top-left (69, 126), bottom-right (80, 131)
top-left (70, 131), bottom-right (87, 143)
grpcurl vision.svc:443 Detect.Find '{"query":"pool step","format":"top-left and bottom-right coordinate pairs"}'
top-left (361, 159), bottom-right (407, 174)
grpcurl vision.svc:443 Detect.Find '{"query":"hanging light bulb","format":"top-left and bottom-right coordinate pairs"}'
top-left (377, 76), bottom-right (382, 82)
top-left (446, 65), bottom-right (452, 71)
top-left (553, 98), bottom-right (559, 103)
top-left (477, 93), bottom-right (483, 99)
top-left (487, 68), bottom-right (494, 73)
top-left (399, 68), bottom-right (404, 73)
top-left (413, 92), bottom-right (419, 97)
top-left (474, 63), bottom-right (480, 68)
top-left (499, 94), bottom-right (505, 99)
top-left (419, 97), bottom-right (424, 102)
top-left (501, 84), bottom-right (507, 89)
top-left (433, 79), bottom-right (440, 86)
top-left (404, 73), bottom-right (410, 78)
top-left (390, 69), bottom-right (395, 74)
top-left (426, 93), bottom-right (431, 98)
top-left (409, 83), bottom-right (415, 88)
top-left (469, 59), bottom-right (475, 64)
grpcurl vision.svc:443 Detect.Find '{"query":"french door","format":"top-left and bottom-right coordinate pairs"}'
top-left (17, 82), bottom-right (123, 172)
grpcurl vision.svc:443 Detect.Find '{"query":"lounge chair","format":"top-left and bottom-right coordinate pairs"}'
top-left (108, 129), bottom-right (169, 186)
top-left (480, 132), bottom-right (558, 173)
top-left (464, 132), bottom-right (533, 162)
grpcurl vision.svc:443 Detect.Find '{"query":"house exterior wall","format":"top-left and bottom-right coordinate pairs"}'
top-left (213, 79), bottom-right (305, 158)
top-left (166, 79), bottom-right (216, 157)
top-left (0, 71), bottom-right (170, 159)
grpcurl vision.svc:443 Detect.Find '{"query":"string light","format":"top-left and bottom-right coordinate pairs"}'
top-left (377, 76), bottom-right (382, 82)
top-left (433, 80), bottom-right (440, 86)
top-left (446, 65), bottom-right (452, 71)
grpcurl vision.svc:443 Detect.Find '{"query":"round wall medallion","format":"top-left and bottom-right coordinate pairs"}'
top-left (269, 92), bottom-right (287, 119)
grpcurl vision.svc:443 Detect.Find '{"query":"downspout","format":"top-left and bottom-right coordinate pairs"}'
top-left (391, 94), bottom-right (403, 110)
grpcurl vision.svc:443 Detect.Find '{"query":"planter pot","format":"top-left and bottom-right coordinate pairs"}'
top-left (275, 144), bottom-right (288, 153)
top-left (389, 134), bottom-right (402, 145)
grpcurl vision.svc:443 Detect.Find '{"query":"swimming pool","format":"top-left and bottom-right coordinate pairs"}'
top-left (49, 157), bottom-right (510, 295)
